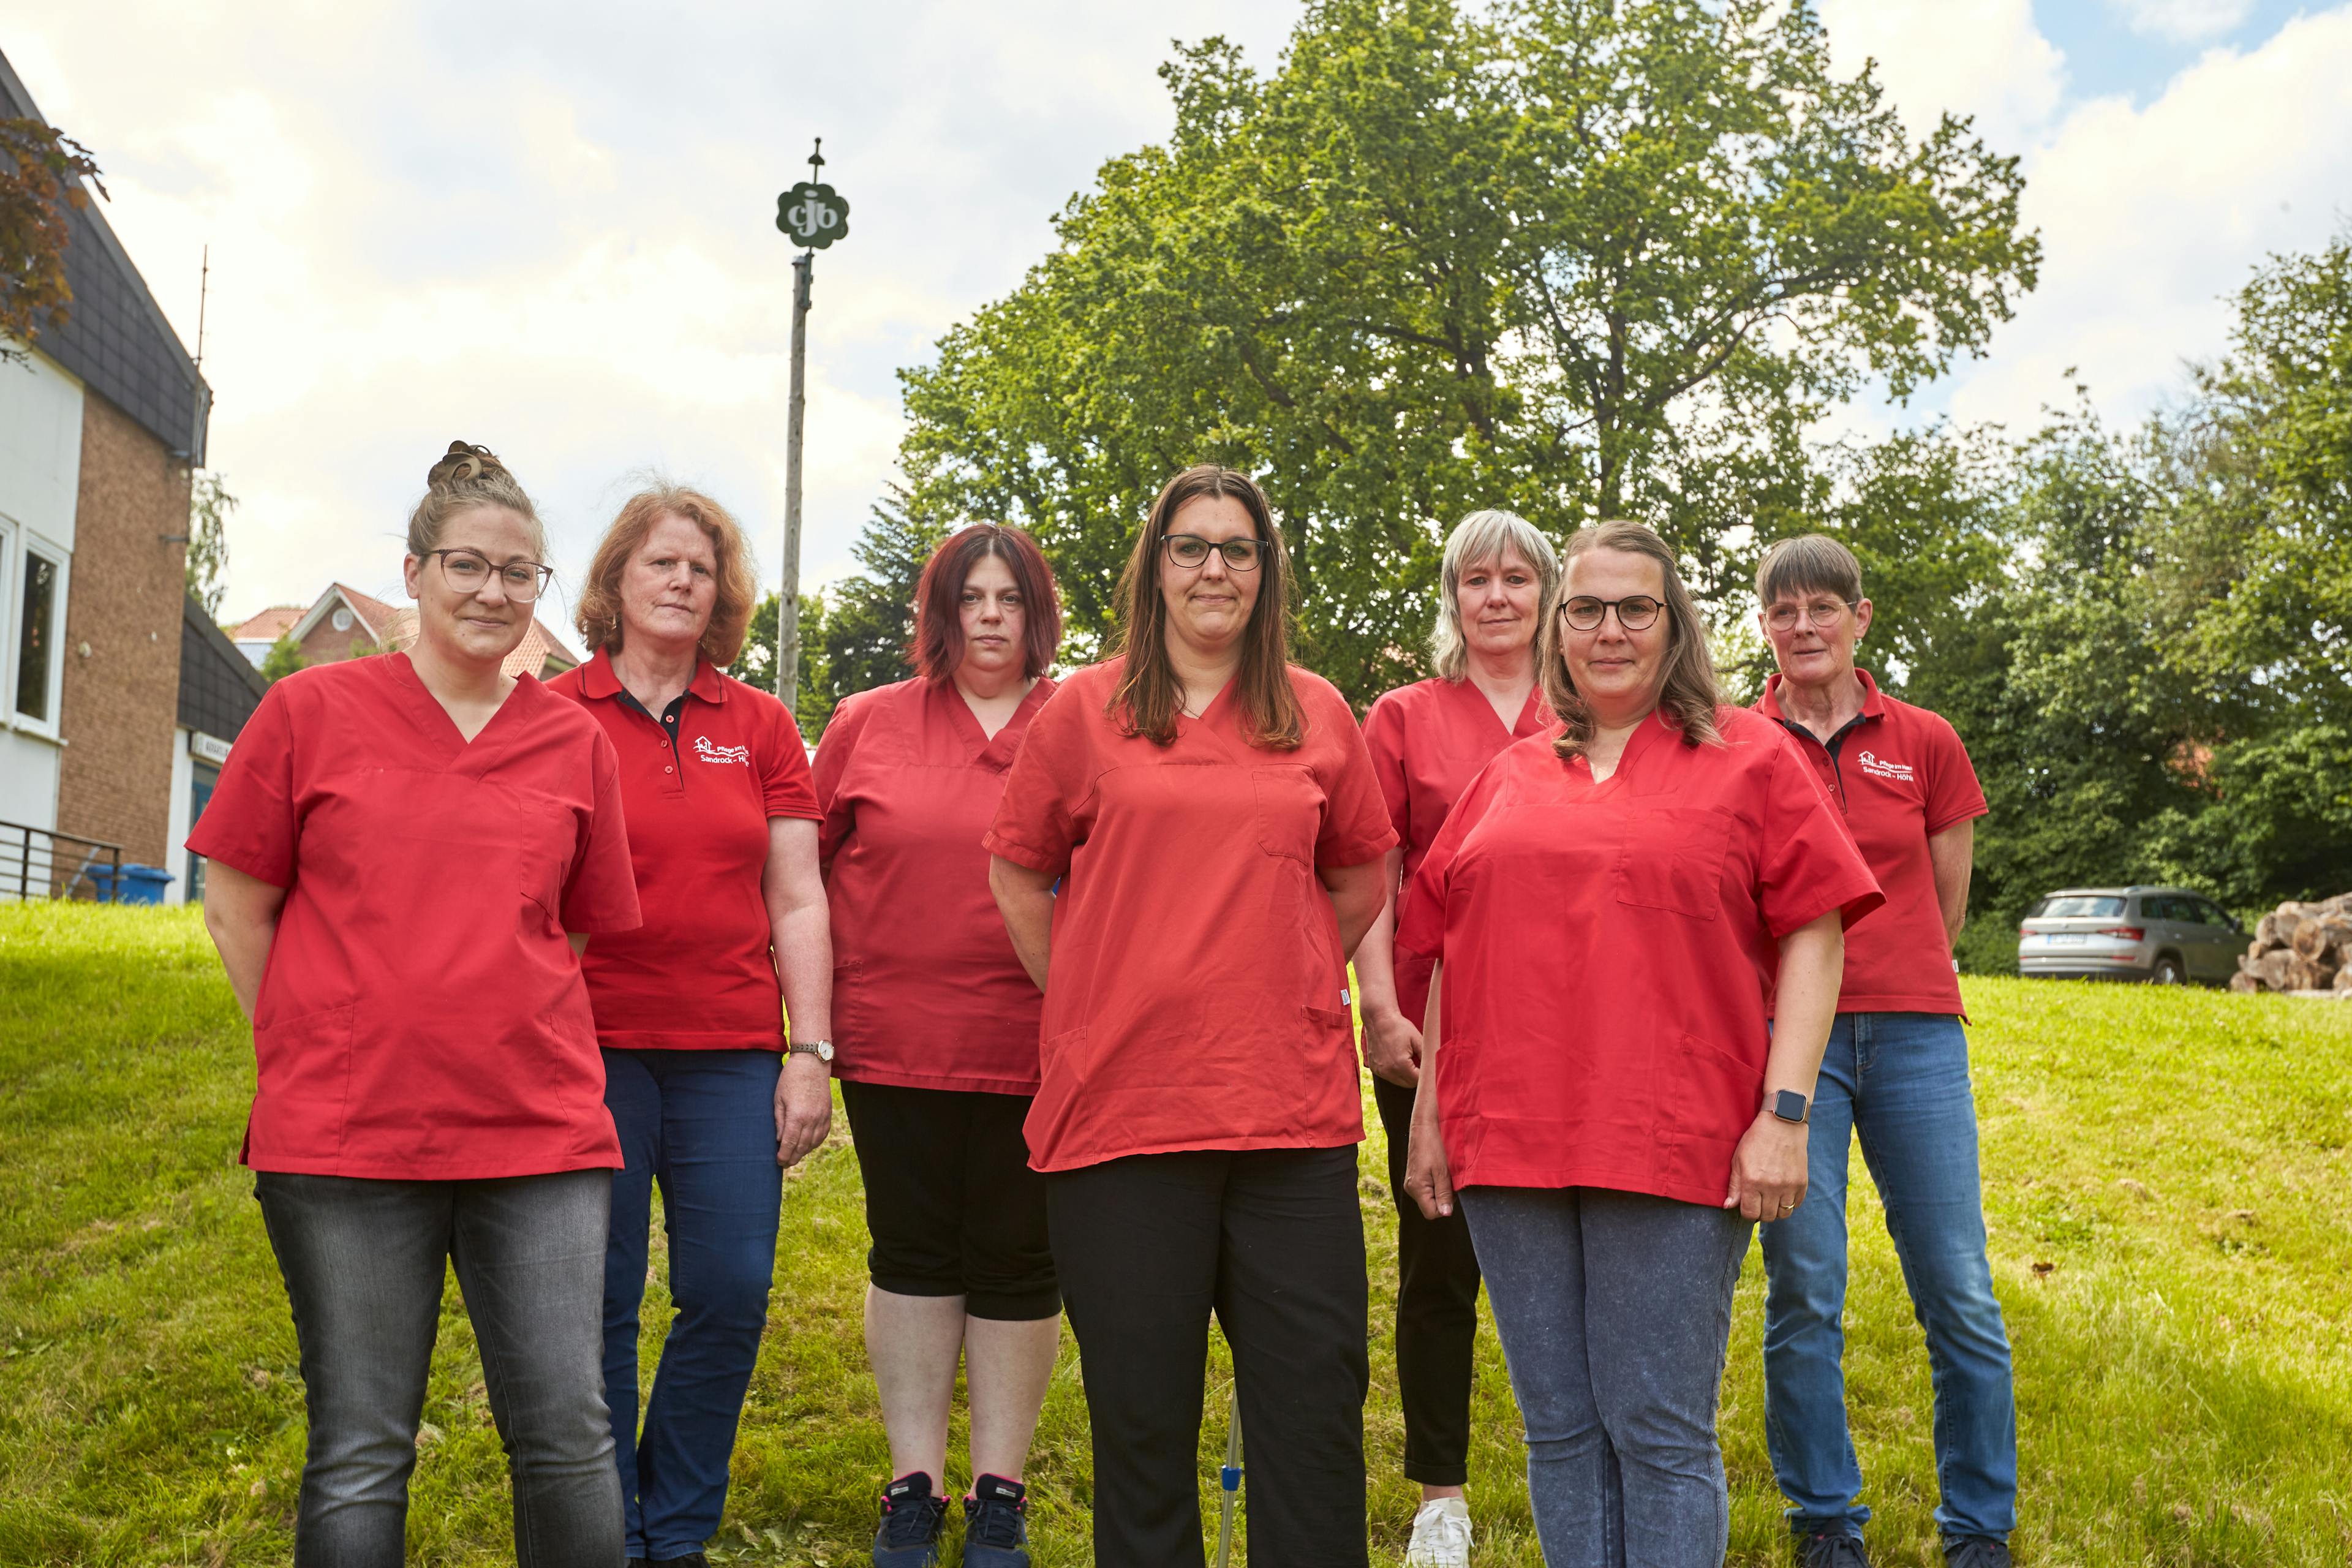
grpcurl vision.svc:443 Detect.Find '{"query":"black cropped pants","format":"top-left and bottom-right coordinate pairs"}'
top-left (1373, 1071), bottom-right (1484, 1488)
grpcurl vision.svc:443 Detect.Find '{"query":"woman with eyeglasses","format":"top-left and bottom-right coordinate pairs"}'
top-left (1398, 519), bottom-right (1880, 1568)
top-left (1352, 509), bottom-right (1559, 1567)
top-left (189, 442), bottom-right (640, 1567)
top-left (1747, 535), bottom-right (2012, 1568)
top-left (987, 465), bottom-right (1397, 1567)
top-left (814, 523), bottom-right (1065, 1568)
top-left (546, 485), bottom-right (833, 1568)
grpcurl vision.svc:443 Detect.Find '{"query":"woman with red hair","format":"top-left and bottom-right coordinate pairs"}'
top-left (815, 523), bottom-right (1066, 1568)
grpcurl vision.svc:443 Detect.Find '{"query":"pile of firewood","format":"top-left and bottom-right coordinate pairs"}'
top-left (2231, 894), bottom-right (2352, 994)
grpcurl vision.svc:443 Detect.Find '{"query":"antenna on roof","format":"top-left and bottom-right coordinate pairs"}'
top-left (194, 244), bottom-right (209, 371)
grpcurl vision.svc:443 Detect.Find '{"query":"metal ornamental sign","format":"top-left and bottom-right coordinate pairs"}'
top-left (777, 181), bottom-right (850, 249)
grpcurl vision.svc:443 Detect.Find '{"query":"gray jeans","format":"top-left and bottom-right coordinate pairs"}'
top-left (255, 1169), bottom-right (624, 1568)
top-left (1461, 1186), bottom-right (1752, 1568)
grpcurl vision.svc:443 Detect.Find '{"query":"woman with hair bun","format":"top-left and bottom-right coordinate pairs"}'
top-left (987, 465), bottom-right (1397, 1568)
top-left (813, 522), bottom-right (1064, 1568)
top-left (548, 484), bottom-right (834, 1568)
top-left (190, 441), bottom-right (639, 1567)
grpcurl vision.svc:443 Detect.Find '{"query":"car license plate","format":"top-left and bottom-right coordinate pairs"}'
top-left (2050, 933), bottom-right (2086, 944)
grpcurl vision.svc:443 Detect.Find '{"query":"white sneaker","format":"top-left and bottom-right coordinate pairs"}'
top-left (1405, 1496), bottom-right (1473, 1567)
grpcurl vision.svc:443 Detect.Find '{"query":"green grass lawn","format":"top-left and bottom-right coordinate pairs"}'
top-left (3, 904), bottom-right (2350, 1566)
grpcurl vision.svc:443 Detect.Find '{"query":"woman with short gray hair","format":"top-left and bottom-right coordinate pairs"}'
top-left (1354, 507), bottom-right (1558, 1566)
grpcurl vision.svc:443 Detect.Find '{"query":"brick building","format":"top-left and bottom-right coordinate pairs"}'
top-left (228, 584), bottom-right (581, 681)
top-left (2, 47), bottom-right (259, 903)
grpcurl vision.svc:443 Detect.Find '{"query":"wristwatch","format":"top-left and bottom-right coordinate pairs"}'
top-left (1768, 1090), bottom-right (1809, 1125)
top-left (788, 1039), bottom-right (834, 1064)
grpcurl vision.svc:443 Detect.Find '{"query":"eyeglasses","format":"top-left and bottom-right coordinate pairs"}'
top-left (428, 549), bottom-right (552, 601)
top-left (1163, 534), bottom-right (1273, 571)
top-left (1763, 600), bottom-right (1856, 632)
top-left (1559, 595), bottom-right (1662, 631)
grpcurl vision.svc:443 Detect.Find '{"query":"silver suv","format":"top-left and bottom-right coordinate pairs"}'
top-left (2016, 886), bottom-right (2244, 985)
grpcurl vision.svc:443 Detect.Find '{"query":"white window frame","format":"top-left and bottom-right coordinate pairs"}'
top-left (2, 518), bottom-right (69, 742)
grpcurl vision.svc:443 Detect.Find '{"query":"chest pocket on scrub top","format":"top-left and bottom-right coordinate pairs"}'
top-left (513, 798), bottom-right (574, 927)
top-left (1250, 764), bottom-right (1325, 863)
top-left (1612, 804), bottom-right (1733, 921)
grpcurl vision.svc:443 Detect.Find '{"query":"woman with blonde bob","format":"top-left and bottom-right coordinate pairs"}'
top-left (1400, 519), bottom-right (1882, 1567)
top-left (1354, 508), bottom-right (1559, 1566)
top-left (550, 484), bottom-right (835, 1568)
top-left (987, 466), bottom-right (1397, 1567)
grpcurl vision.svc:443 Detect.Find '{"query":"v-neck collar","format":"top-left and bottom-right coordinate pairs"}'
top-left (1573, 705), bottom-right (1674, 793)
top-left (1450, 676), bottom-right (1548, 741)
top-left (386, 651), bottom-right (528, 768)
top-left (938, 676), bottom-right (1054, 769)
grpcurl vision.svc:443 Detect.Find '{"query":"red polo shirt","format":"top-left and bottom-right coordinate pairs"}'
top-left (815, 676), bottom-right (1056, 1096)
top-left (984, 658), bottom-right (1399, 1173)
top-left (186, 654), bottom-right (641, 1180)
top-left (1396, 709), bottom-right (1882, 1205)
top-left (547, 649), bottom-right (820, 1051)
top-left (1754, 671), bottom-right (1987, 1016)
top-left (1362, 676), bottom-right (1551, 1028)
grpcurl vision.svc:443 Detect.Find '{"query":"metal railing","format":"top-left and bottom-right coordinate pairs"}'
top-left (1, 819), bottom-right (126, 903)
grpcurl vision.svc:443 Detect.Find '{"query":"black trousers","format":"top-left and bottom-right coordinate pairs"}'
top-left (1373, 1072), bottom-right (1483, 1488)
top-left (1047, 1146), bottom-right (1370, 1567)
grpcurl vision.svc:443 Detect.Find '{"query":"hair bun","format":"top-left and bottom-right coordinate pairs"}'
top-left (429, 440), bottom-right (507, 489)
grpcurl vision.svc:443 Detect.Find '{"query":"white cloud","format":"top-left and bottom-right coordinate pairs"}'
top-left (1946, 7), bottom-right (2352, 434)
top-left (1814, 0), bottom-right (2067, 151)
top-left (2103, 0), bottom-right (2258, 44)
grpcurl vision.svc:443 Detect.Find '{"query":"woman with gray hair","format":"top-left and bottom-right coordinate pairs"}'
top-left (1354, 507), bottom-right (1558, 1566)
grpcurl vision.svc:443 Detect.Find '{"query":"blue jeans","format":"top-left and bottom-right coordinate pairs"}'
top-left (1760, 1012), bottom-right (2016, 1542)
top-left (602, 1049), bottom-right (783, 1560)
top-left (255, 1169), bottom-right (622, 1568)
top-left (1462, 1186), bottom-right (1752, 1568)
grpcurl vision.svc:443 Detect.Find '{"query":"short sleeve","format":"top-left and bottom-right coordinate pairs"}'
top-left (1920, 714), bottom-right (1988, 835)
top-left (187, 682), bottom-right (300, 888)
top-left (761, 697), bottom-right (821, 822)
top-left (1755, 729), bottom-right (1883, 938)
top-left (982, 680), bottom-right (1091, 876)
top-left (811, 695), bottom-right (866, 869)
top-left (559, 730), bottom-right (643, 935)
top-left (1314, 692), bottom-right (1401, 869)
top-left (1360, 691), bottom-right (1414, 845)
top-left (1394, 755), bottom-right (1507, 962)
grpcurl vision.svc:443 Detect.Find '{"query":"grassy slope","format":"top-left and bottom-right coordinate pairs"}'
top-left (1, 905), bottom-right (2348, 1566)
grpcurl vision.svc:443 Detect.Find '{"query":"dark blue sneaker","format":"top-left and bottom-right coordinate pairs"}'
top-left (961, 1473), bottom-right (1031, 1568)
top-left (1799, 1529), bottom-right (1871, 1568)
top-left (1943, 1537), bottom-right (2010, 1568)
top-left (873, 1471), bottom-right (947, 1566)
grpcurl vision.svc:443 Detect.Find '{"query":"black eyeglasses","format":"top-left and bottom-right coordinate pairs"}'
top-left (1560, 594), bottom-right (1662, 631)
top-left (1163, 534), bottom-right (1273, 571)
top-left (427, 549), bottom-right (553, 601)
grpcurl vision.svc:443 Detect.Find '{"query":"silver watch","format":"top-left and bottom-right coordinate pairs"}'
top-left (788, 1039), bottom-right (834, 1063)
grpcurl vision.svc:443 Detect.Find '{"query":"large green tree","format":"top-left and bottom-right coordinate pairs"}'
top-left (897, 0), bottom-right (2038, 702)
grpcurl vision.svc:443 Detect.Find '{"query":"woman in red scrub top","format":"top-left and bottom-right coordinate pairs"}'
top-left (1354, 508), bottom-right (1558, 1568)
top-left (1399, 519), bottom-right (1880, 1568)
top-left (988, 465), bottom-right (1397, 1568)
top-left (191, 442), bottom-right (639, 1568)
top-left (816, 523), bottom-right (1063, 1568)
top-left (548, 485), bottom-right (833, 1568)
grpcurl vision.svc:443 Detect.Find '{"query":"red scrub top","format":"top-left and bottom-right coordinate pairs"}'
top-left (1362, 677), bottom-right (1551, 1028)
top-left (815, 676), bottom-right (1057, 1096)
top-left (1754, 671), bottom-right (1988, 1016)
top-left (1396, 707), bottom-right (1882, 1206)
top-left (185, 654), bottom-right (641, 1180)
top-left (984, 658), bottom-right (1399, 1173)
top-left (546, 650), bottom-right (821, 1051)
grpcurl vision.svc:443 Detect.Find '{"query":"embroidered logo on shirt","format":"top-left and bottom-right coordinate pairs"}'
top-left (1856, 749), bottom-right (1914, 781)
top-left (693, 736), bottom-right (750, 766)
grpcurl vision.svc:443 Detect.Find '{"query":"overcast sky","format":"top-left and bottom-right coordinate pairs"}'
top-left (5, 0), bottom-right (2349, 637)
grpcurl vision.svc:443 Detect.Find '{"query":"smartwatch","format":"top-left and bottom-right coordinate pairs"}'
top-left (788, 1039), bottom-right (834, 1064)
top-left (1768, 1090), bottom-right (1809, 1125)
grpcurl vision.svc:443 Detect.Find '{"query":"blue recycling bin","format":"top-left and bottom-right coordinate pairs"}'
top-left (93, 864), bottom-right (175, 905)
